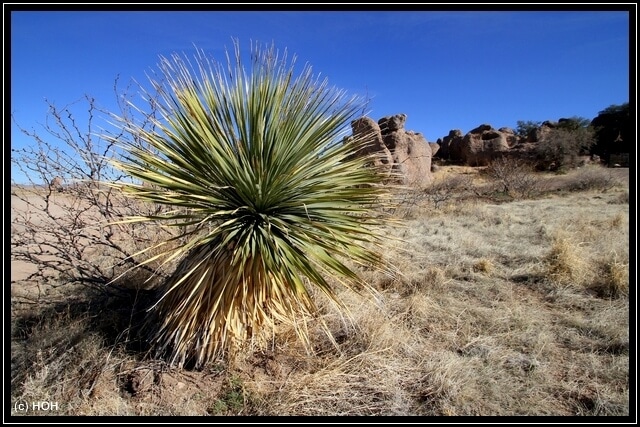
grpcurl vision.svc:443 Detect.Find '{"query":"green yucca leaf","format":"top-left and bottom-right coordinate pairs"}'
top-left (106, 40), bottom-right (398, 368)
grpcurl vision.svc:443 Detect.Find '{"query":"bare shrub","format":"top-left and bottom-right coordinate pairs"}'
top-left (562, 165), bottom-right (623, 192)
top-left (392, 174), bottom-right (477, 218)
top-left (485, 156), bottom-right (541, 199)
top-left (422, 175), bottom-right (474, 209)
top-left (10, 82), bottom-right (174, 302)
top-left (535, 124), bottom-right (595, 170)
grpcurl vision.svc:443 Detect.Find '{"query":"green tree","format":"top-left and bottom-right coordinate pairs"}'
top-left (106, 42), bottom-right (396, 368)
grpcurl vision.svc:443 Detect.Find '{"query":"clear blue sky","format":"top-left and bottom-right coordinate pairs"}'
top-left (10, 9), bottom-right (631, 183)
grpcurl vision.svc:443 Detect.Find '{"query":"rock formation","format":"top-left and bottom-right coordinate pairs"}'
top-left (50, 176), bottom-right (64, 192)
top-left (349, 114), bottom-right (438, 188)
top-left (437, 124), bottom-right (523, 166)
top-left (349, 116), bottom-right (394, 177)
top-left (442, 124), bottom-right (518, 166)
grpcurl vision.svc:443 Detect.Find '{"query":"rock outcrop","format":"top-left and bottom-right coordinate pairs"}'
top-left (50, 176), bottom-right (64, 192)
top-left (349, 116), bottom-right (394, 177)
top-left (436, 124), bottom-right (521, 166)
top-left (349, 114), bottom-right (437, 187)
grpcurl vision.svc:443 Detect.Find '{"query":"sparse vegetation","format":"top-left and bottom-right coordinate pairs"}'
top-left (535, 117), bottom-right (596, 170)
top-left (10, 45), bottom-right (630, 417)
top-left (485, 156), bottom-right (541, 199)
top-left (11, 165), bottom-right (629, 416)
top-left (562, 165), bottom-right (623, 192)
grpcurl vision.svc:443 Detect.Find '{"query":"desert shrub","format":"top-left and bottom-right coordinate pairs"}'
top-left (391, 174), bottom-right (476, 218)
top-left (11, 91), bottom-right (176, 300)
top-left (105, 42), bottom-right (397, 368)
top-left (485, 156), bottom-right (541, 200)
top-left (535, 123), bottom-right (595, 170)
top-left (423, 175), bottom-right (474, 209)
top-left (562, 165), bottom-right (622, 192)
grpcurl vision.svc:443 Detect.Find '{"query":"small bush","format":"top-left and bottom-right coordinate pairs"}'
top-left (485, 157), bottom-right (541, 200)
top-left (473, 259), bottom-right (494, 274)
top-left (535, 121), bottom-right (595, 170)
top-left (563, 166), bottom-right (622, 192)
top-left (422, 175), bottom-right (474, 209)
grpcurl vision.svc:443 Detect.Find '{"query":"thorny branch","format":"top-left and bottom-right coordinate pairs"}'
top-left (11, 78), bottom-right (176, 304)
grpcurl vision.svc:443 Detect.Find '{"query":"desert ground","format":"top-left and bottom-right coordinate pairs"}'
top-left (10, 165), bottom-right (630, 417)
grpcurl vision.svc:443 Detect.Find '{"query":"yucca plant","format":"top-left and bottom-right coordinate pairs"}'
top-left (107, 41), bottom-right (397, 368)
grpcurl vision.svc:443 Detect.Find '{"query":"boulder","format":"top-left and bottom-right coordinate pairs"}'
top-left (462, 124), bottom-right (514, 165)
top-left (349, 117), bottom-right (394, 177)
top-left (50, 176), bottom-right (64, 192)
top-left (349, 114), bottom-right (434, 187)
top-left (437, 125), bottom-right (520, 166)
top-left (437, 129), bottom-right (464, 161)
top-left (378, 114), bottom-right (407, 134)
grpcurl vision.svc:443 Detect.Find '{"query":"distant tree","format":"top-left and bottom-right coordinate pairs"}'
top-left (535, 116), bottom-right (595, 170)
top-left (590, 102), bottom-right (630, 162)
top-left (557, 116), bottom-right (592, 131)
top-left (516, 120), bottom-right (542, 140)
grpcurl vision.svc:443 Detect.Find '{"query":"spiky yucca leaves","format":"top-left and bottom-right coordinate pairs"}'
top-left (108, 43), bottom-right (397, 368)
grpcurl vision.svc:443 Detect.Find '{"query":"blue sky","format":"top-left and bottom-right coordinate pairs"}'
top-left (10, 9), bottom-right (631, 183)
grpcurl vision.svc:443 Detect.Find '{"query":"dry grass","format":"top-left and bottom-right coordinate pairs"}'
top-left (10, 166), bottom-right (630, 417)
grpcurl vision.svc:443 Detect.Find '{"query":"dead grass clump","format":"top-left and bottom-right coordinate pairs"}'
top-left (472, 258), bottom-right (494, 274)
top-left (256, 352), bottom-right (413, 416)
top-left (422, 265), bottom-right (450, 291)
top-left (246, 286), bottom-right (419, 416)
top-left (607, 191), bottom-right (629, 205)
top-left (374, 270), bottom-right (438, 298)
top-left (608, 212), bottom-right (625, 228)
top-left (571, 389), bottom-right (630, 416)
top-left (543, 235), bottom-right (592, 288)
top-left (408, 351), bottom-right (474, 415)
top-left (11, 306), bottom-right (114, 415)
top-left (590, 259), bottom-right (629, 298)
